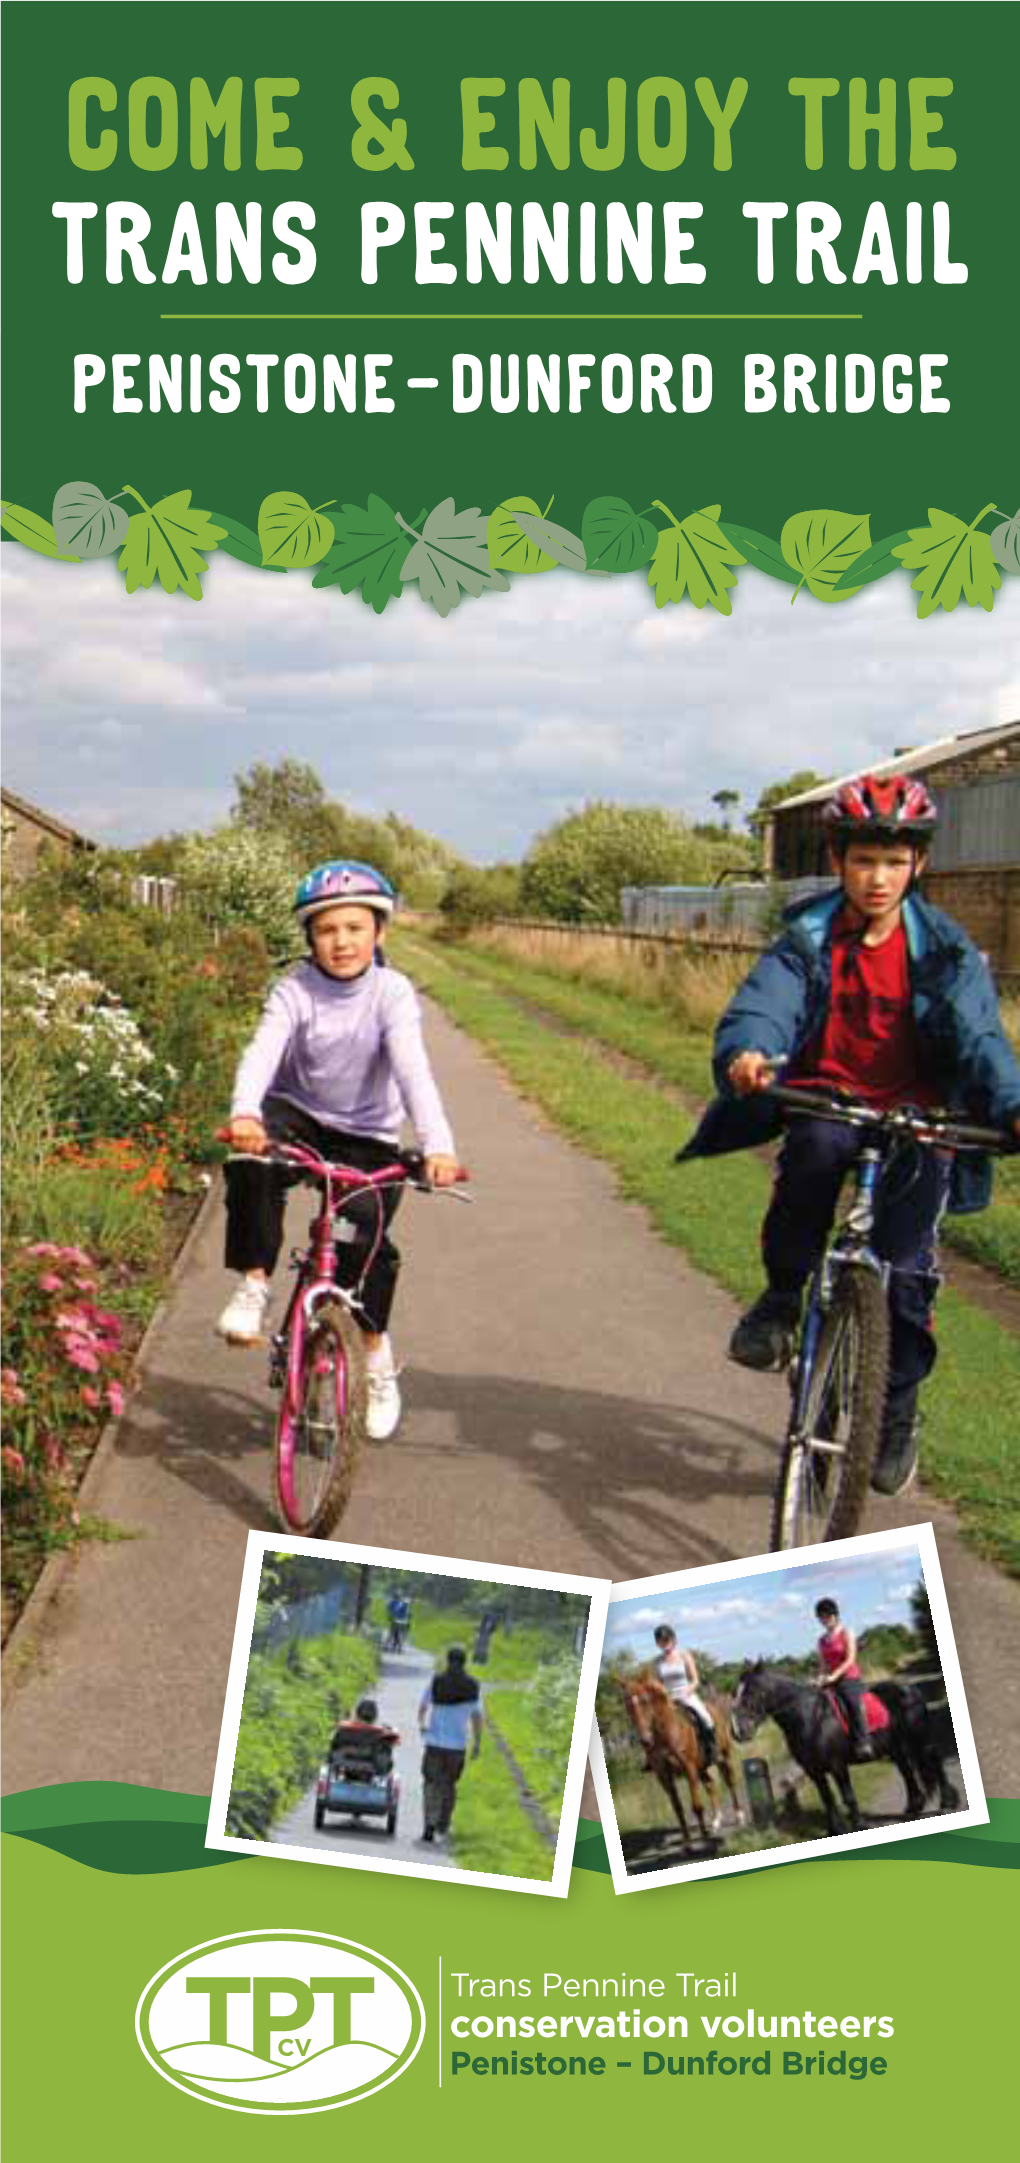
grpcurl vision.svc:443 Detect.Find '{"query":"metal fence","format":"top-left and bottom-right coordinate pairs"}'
top-left (621, 876), bottom-right (831, 939)
top-left (251, 1581), bottom-right (354, 1656)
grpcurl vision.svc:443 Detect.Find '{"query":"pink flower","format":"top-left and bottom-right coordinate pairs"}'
top-left (57, 1245), bottom-right (95, 1268)
top-left (38, 1273), bottom-right (66, 1292)
top-left (42, 1433), bottom-right (67, 1469)
top-left (1, 1368), bottom-right (26, 1407)
top-left (55, 1308), bottom-right (90, 1332)
top-left (26, 1242), bottom-right (62, 1258)
top-left (81, 1386), bottom-right (102, 1409)
top-left (64, 1343), bottom-right (100, 1374)
top-left (106, 1382), bottom-right (126, 1416)
top-left (73, 1276), bottom-right (98, 1293)
top-left (2, 1446), bottom-right (25, 1483)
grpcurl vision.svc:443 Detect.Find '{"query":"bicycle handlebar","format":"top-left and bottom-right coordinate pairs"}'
top-left (213, 1126), bottom-right (472, 1191)
top-left (763, 1082), bottom-right (1016, 1155)
top-left (266, 1140), bottom-right (473, 1197)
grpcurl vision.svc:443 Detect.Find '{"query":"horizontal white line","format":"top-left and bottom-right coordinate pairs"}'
top-left (407, 377), bottom-right (440, 389)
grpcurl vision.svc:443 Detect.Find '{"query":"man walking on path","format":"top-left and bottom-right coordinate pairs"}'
top-left (419, 1646), bottom-right (482, 1842)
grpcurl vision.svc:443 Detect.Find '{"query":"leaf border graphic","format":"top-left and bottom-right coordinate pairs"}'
top-left (0, 484), bottom-right (1009, 620)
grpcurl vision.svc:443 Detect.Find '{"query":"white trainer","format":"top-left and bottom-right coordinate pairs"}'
top-left (216, 1277), bottom-right (269, 1345)
top-left (365, 1364), bottom-right (402, 1441)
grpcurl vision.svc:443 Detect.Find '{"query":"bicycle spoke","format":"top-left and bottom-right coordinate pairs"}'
top-left (275, 1306), bottom-right (367, 1536)
top-left (772, 1270), bottom-right (888, 1550)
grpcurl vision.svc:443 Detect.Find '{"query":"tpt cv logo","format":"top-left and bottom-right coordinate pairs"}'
top-left (135, 1931), bottom-right (425, 2112)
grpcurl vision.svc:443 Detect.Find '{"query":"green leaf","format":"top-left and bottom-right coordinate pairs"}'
top-left (646, 503), bottom-right (745, 615)
top-left (0, 501), bottom-right (79, 561)
top-left (718, 522), bottom-right (801, 587)
top-left (312, 496), bottom-right (416, 613)
top-left (211, 513), bottom-right (286, 572)
top-left (52, 482), bottom-right (128, 559)
top-left (780, 509), bottom-right (871, 602)
top-left (398, 499), bottom-right (510, 618)
top-left (832, 531), bottom-right (912, 592)
top-left (511, 509), bottom-right (591, 574)
top-left (582, 496), bottom-right (658, 574)
top-left (487, 496), bottom-right (558, 575)
top-left (258, 492), bottom-right (336, 569)
top-left (117, 487), bottom-right (226, 601)
top-left (893, 505), bottom-right (1002, 618)
top-left (990, 508), bottom-right (1020, 576)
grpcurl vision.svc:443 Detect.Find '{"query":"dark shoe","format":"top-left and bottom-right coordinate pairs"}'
top-left (422, 1825), bottom-right (435, 1843)
top-left (729, 1289), bottom-right (801, 1371)
top-left (871, 1402), bottom-right (919, 1498)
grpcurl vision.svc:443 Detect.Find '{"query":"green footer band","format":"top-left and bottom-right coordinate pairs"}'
top-left (2, 1784), bottom-right (1018, 1877)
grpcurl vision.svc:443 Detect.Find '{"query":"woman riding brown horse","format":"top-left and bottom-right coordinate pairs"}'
top-left (623, 1674), bottom-right (745, 1846)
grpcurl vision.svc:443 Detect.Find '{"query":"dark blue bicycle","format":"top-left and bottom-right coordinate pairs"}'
top-left (767, 1083), bottom-right (1013, 1549)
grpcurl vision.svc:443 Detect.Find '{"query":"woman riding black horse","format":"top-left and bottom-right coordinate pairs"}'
top-left (731, 1659), bottom-right (959, 1835)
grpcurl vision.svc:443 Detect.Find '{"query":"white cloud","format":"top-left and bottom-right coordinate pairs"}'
top-left (3, 548), bottom-right (1017, 853)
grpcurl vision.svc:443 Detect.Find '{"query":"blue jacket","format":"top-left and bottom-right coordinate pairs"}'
top-left (679, 889), bottom-right (1020, 1213)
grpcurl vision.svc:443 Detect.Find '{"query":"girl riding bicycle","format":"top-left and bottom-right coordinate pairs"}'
top-left (680, 774), bottom-right (1020, 1498)
top-left (216, 858), bottom-right (459, 1439)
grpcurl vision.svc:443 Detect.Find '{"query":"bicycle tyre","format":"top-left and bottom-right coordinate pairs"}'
top-left (770, 1267), bottom-right (889, 1550)
top-left (274, 1301), bottom-right (367, 1537)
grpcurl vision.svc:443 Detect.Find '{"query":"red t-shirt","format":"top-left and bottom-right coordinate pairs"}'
top-left (818, 1627), bottom-right (860, 1681)
top-left (796, 912), bottom-right (936, 1108)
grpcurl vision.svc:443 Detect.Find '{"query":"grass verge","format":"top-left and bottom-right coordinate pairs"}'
top-left (407, 930), bottom-right (1020, 1289)
top-left (226, 1630), bottom-right (379, 1839)
top-left (397, 933), bottom-right (1020, 1574)
top-left (450, 1736), bottom-right (555, 1880)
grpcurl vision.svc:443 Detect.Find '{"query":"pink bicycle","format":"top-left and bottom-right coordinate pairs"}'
top-left (265, 1141), bottom-right (469, 1537)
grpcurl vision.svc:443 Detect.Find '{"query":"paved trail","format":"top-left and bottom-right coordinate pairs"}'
top-left (4, 1000), bottom-right (1019, 1802)
top-left (272, 1646), bottom-right (460, 1870)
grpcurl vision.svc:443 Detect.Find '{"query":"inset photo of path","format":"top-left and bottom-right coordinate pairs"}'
top-left (207, 1536), bottom-right (608, 1893)
top-left (589, 1525), bottom-right (985, 1893)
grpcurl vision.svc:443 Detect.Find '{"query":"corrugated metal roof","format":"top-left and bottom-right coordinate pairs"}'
top-left (772, 721), bottom-right (1020, 813)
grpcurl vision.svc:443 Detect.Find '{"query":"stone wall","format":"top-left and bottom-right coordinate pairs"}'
top-left (921, 865), bottom-right (1020, 981)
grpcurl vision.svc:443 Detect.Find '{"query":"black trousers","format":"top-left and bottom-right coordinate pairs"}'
top-left (421, 1745), bottom-right (466, 1833)
top-left (834, 1678), bottom-right (872, 1753)
top-left (223, 1095), bottom-right (404, 1333)
top-left (762, 1117), bottom-right (949, 1412)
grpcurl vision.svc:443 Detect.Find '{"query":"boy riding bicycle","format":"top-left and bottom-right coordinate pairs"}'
top-left (216, 858), bottom-right (459, 1440)
top-left (681, 774), bottom-right (1020, 1498)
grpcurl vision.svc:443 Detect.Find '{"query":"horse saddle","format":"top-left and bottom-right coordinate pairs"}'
top-left (830, 1689), bottom-right (891, 1740)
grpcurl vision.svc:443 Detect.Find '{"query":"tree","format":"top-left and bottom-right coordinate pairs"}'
top-left (232, 759), bottom-right (326, 834)
top-left (179, 825), bottom-right (299, 958)
top-left (439, 862), bottom-right (522, 929)
top-left (711, 787), bottom-right (741, 831)
top-left (519, 802), bottom-right (727, 923)
top-left (747, 769), bottom-right (829, 836)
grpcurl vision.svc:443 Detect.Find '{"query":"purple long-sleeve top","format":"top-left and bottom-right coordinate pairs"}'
top-left (230, 960), bottom-right (455, 1157)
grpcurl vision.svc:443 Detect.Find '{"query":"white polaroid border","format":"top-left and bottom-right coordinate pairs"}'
top-left (207, 1530), bottom-right (610, 1897)
top-left (588, 1521), bottom-right (986, 1896)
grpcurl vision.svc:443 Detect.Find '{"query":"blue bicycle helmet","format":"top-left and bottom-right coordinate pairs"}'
top-left (293, 859), bottom-right (396, 927)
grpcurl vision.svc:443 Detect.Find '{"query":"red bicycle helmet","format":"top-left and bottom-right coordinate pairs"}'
top-left (823, 772), bottom-right (938, 843)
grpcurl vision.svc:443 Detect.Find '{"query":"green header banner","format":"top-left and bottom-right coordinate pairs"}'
top-left (2, 2), bottom-right (1017, 614)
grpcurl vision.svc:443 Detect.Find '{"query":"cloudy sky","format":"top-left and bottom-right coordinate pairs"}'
top-left (2, 547), bottom-right (1017, 859)
top-left (603, 1540), bottom-right (927, 1664)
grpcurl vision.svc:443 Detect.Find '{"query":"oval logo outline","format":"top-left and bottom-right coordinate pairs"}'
top-left (135, 1928), bottom-right (426, 2114)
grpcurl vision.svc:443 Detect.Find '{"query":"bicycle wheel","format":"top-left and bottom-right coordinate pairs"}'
top-left (770, 1267), bottom-right (889, 1549)
top-left (274, 1301), bottom-right (367, 1536)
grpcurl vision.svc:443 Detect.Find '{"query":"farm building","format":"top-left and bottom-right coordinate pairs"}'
top-left (764, 721), bottom-right (1020, 978)
top-left (0, 786), bottom-right (96, 877)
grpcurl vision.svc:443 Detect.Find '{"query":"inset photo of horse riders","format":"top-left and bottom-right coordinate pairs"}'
top-left (206, 1530), bottom-right (609, 1894)
top-left (589, 1524), bottom-right (985, 1894)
